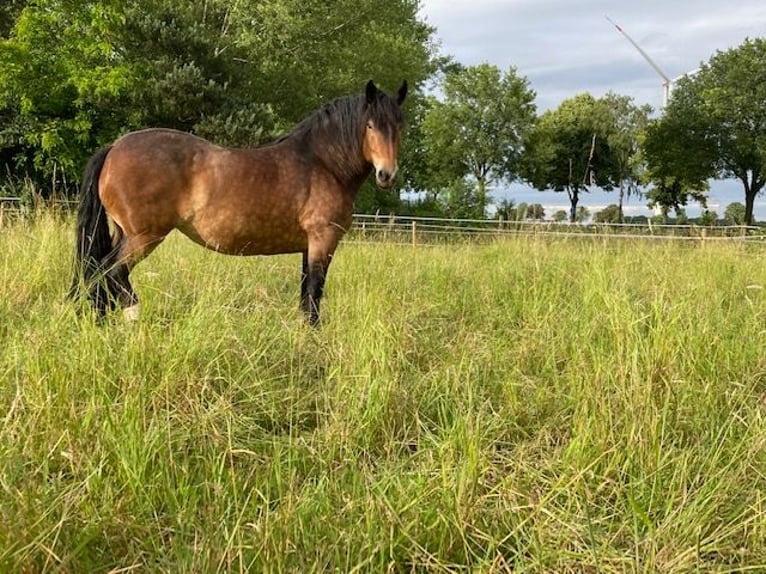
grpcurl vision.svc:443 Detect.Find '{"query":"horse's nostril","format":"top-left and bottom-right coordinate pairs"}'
top-left (378, 170), bottom-right (391, 183)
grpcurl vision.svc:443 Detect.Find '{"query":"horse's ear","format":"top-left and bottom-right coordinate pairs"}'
top-left (397, 80), bottom-right (408, 105)
top-left (366, 80), bottom-right (377, 105)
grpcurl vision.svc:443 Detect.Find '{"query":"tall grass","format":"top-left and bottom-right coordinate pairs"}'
top-left (1, 212), bottom-right (765, 572)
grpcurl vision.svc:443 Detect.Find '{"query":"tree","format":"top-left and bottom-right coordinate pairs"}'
top-left (420, 63), bottom-right (537, 216)
top-left (575, 206), bottom-right (591, 223)
top-left (526, 203), bottom-right (545, 220)
top-left (593, 204), bottom-right (622, 224)
top-left (725, 202), bottom-right (747, 225)
top-left (0, 0), bottom-right (25, 38)
top-left (640, 107), bottom-right (713, 221)
top-left (553, 210), bottom-right (568, 223)
top-left (521, 93), bottom-right (620, 222)
top-left (233, 0), bottom-right (436, 127)
top-left (443, 178), bottom-right (484, 219)
top-left (648, 38), bottom-right (766, 225)
top-left (600, 92), bottom-right (651, 221)
top-left (700, 210), bottom-right (719, 226)
top-left (494, 198), bottom-right (517, 221)
top-left (0, 0), bottom-right (437, 194)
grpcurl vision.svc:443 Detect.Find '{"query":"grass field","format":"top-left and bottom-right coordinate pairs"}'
top-left (1, 211), bottom-right (766, 572)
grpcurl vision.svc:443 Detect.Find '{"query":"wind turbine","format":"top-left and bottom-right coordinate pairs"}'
top-left (605, 16), bottom-right (673, 108)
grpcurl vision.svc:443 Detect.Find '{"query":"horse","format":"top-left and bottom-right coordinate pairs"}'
top-left (70, 80), bottom-right (407, 326)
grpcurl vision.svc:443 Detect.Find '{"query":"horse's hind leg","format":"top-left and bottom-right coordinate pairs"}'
top-left (104, 260), bottom-right (138, 319)
top-left (106, 233), bottom-right (166, 321)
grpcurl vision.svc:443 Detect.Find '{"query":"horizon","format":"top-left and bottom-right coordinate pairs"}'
top-left (493, 179), bottom-right (766, 221)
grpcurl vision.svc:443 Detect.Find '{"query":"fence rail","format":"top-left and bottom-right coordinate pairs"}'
top-left (2, 197), bottom-right (765, 244)
top-left (349, 213), bottom-right (766, 244)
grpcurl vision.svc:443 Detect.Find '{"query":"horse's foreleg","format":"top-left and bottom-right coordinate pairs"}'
top-left (302, 231), bottom-right (341, 327)
top-left (303, 257), bottom-right (328, 327)
top-left (300, 250), bottom-right (310, 316)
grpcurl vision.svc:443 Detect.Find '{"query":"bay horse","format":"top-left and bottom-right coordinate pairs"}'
top-left (71, 80), bottom-right (407, 325)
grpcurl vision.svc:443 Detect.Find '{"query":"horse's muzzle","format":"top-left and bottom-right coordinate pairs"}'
top-left (376, 168), bottom-right (396, 188)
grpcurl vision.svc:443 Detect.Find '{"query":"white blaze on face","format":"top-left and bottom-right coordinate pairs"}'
top-left (364, 119), bottom-right (400, 188)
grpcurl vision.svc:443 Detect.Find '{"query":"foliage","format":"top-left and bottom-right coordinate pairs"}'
top-left (0, 0), bottom-right (436, 196)
top-left (553, 210), bottom-right (568, 222)
top-left (645, 178), bottom-right (708, 224)
top-left (494, 198), bottom-right (517, 221)
top-left (575, 205), bottom-right (591, 223)
top-left (600, 92), bottom-right (651, 221)
top-left (700, 209), bottom-right (719, 226)
top-left (640, 93), bottom-right (714, 220)
top-left (420, 63), bottom-right (537, 216)
top-left (0, 0), bottom-right (24, 38)
top-left (593, 204), bottom-right (622, 223)
top-left (442, 178), bottom-right (485, 219)
top-left (526, 203), bottom-right (545, 220)
top-left (724, 202), bottom-right (747, 225)
top-left (353, 180), bottom-right (406, 215)
top-left (521, 93), bottom-right (621, 222)
top-left (647, 37), bottom-right (766, 225)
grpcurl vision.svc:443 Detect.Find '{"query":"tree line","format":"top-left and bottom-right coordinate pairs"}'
top-left (1, 1), bottom-right (765, 224)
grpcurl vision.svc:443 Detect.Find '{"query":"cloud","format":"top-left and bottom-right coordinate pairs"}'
top-left (420, 0), bottom-right (766, 111)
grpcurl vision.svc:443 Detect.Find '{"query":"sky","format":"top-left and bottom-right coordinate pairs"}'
top-left (417, 0), bottom-right (766, 219)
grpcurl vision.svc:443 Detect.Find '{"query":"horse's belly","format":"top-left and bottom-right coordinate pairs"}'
top-left (179, 219), bottom-right (308, 255)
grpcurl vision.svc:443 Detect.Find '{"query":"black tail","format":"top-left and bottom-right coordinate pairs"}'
top-left (69, 146), bottom-right (116, 312)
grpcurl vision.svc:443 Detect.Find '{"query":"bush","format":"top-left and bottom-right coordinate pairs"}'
top-left (593, 204), bottom-right (621, 223)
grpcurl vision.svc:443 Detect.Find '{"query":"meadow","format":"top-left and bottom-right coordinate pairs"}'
top-left (1, 211), bottom-right (765, 573)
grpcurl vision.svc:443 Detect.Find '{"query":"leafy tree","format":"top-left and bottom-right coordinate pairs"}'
top-left (553, 210), bottom-right (568, 222)
top-left (521, 93), bottom-right (619, 222)
top-left (0, 0), bottom-right (437, 195)
top-left (420, 63), bottom-right (537, 216)
top-left (600, 92), bottom-right (651, 221)
top-left (640, 109), bottom-right (713, 222)
top-left (724, 202), bottom-right (747, 225)
top-left (494, 198), bottom-right (517, 221)
top-left (649, 38), bottom-right (766, 225)
top-left (575, 206), bottom-right (591, 223)
top-left (593, 204), bottom-right (622, 224)
top-left (645, 182), bottom-right (707, 224)
top-left (0, 0), bottom-right (25, 38)
top-left (233, 0), bottom-right (436, 127)
top-left (0, 0), bottom-right (268, 190)
top-left (700, 209), bottom-right (719, 226)
top-left (443, 178), bottom-right (484, 219)
top-left (526, 203), bottom-right (545, 220)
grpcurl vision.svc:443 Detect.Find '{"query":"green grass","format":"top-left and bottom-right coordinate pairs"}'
top-left (2, 212), bottom-right (766, 572)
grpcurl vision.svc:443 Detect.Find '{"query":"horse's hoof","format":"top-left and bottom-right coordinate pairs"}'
top-left (123, 304), bottom-right (141, 322)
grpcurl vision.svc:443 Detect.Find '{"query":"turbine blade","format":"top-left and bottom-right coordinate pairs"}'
top-left (605, 16), bottom-right (670, 83)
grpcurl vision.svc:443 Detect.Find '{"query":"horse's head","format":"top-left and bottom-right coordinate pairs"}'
top-left (362, 80), bottom-right (407, 188)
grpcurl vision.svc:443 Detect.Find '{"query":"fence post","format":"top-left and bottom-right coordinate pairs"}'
top-left (411, 220), bottom-right (417, 247)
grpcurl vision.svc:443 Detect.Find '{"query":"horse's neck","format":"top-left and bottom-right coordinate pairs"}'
top-left (306, 130), bottom-right (370, 188)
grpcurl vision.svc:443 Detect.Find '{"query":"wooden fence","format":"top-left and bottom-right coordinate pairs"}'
top-left (349, 213), bottom-right (766, 245)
